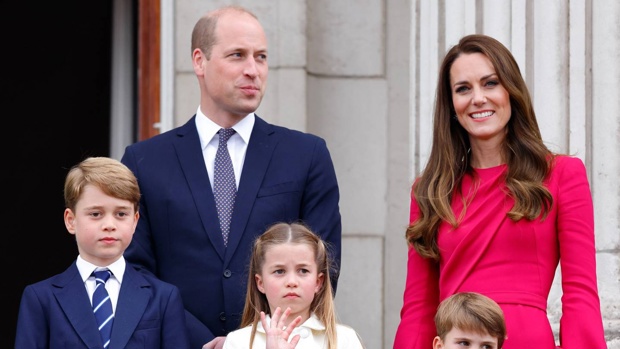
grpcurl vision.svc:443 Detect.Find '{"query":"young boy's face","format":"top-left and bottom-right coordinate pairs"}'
top-left (433, 327), bottom-right (499, 349)
top-left (64, 184), bottom-right (138, 266)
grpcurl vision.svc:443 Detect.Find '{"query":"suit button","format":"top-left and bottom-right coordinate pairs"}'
top-left (223, 269), bottom-right (232, 278)
top-left (219, 312), bottom-right (226, 321)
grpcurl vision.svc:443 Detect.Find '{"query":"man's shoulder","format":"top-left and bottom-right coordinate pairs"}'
top-left (125, 117), bottom-right (197, 151)
top-left (255, 116), bottom-right (287, 132)
top-left (255, 115), bottom-right (324, 141)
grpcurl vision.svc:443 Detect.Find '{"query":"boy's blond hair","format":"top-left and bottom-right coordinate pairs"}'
top-left (435, 292), bottom-right (506, 348)
top-left (64, 157), bottom-right (140, 212)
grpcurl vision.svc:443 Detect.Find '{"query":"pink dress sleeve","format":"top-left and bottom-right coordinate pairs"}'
top-left (552, 157), bottom-right (606, 348)
top-left (393, 193), bottom-right (440, 349)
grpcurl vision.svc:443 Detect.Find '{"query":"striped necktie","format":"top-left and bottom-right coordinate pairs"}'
top-left (92, 269), bottom-right (114, 348)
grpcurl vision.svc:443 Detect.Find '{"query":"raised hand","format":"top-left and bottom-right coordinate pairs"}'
top-left (262, 307), bottom-right (303, 349)
top-left (202, 336), bottom-right (226, 349)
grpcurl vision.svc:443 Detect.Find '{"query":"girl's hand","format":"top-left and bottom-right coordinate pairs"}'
top-left (262, 307), bottom-right (303, 349)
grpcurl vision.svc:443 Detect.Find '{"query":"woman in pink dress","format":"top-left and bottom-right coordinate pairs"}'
top-left (393, 34), bottom-right (606, 349)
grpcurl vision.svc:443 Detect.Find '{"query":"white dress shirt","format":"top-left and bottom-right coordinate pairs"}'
top-left (76, 255), bottom-right (126, 314)
top-left (195, 106), bottom-right (254, 189)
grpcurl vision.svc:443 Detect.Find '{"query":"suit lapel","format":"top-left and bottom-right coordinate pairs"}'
top-left (170, 116), bottom-right (281, 262)
top-left (225, 116), bottom-right (279, 261)
top-left (54, 262), bottom-right (103, 348)
top-left (173, 116), bottom-right (227, 260)
top-left (109, 266), bottom-right (150, 349)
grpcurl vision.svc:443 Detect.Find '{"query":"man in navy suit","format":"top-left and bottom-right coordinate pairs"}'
top-left (15, 157), bottom-right (189, 349)
top-left (120, 5), bottom-right (341, 349)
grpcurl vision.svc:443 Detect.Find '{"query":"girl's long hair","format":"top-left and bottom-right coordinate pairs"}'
top-left (240, 222), bottom-right (338, 349)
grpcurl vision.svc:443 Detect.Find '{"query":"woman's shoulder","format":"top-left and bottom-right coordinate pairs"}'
top-left (552, 154), bottom-right (584, 165)
top-left (550, 154), bottom-right (587, 174)
top-left (545, 154), bottom-right (589, 187)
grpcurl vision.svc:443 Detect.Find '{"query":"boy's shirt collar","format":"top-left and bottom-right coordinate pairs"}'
top-left (76, 255), bottom-right (126, 283)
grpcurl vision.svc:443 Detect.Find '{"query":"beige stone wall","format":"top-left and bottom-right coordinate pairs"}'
top-left (166, 1), bottom-right (620, 348)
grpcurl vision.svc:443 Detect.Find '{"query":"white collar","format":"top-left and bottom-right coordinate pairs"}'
top-left (195, 107), bottom-right (255, 151)
top-left (76, 255), bottom-right (126, 283)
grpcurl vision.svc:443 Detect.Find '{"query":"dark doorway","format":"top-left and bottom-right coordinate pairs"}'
top-left (2, 2), bottom-right (115, 347)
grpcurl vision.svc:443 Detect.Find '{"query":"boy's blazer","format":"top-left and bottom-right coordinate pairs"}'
top-left (120, 115), bottom-right (342, 347)
top-left (15, 261), bottom-right (189, 349)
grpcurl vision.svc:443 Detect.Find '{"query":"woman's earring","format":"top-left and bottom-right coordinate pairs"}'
top-left (452, 114), bottom-right (458, 120)
top-left (461, 147), bottom-right (471, 162)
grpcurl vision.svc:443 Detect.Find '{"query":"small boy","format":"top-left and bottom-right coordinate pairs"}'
top-left (433, 292), bottom-right (506, 349)
top-left (15, 157), bottom-right (190, 349)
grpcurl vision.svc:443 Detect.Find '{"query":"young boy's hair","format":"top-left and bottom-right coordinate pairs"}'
top-left (435, 292), bottom-right (506, 348)
top-left (240, 222), bottom-right (338, 349)
top-left (64, 157), bottom-right (140, 211)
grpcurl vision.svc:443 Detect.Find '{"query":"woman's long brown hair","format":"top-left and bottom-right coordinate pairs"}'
top-left (407, 34), bottom-right (553, 260)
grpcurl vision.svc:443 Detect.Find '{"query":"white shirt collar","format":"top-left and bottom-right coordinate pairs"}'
top-left (76, 255), bottom-right (126, 284)
top-left (195, 107), bottom-right (255, 150)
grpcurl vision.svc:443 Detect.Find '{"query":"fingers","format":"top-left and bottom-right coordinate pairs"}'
top-left (264, 307), bottom-right (303, 349)
top-left (260, 310), bottom-right (268, 329)
top-left (281, 314), bottom-right (302, 338)
top-left (270, 307), bottom-right (289, 332)
top-left (278, 309), bottom-right (303, 343)
top-left (202, 338), bottom-right (214, 349)
top-left (215, 337), bottom-right (226, 349)
top-left (277, 307), bottom-right (291, 331)
top-left (203, 336), bottom-right (226, 349)
top-left (289, 334), bottom-right (301, 347)
top-left (287, 315), bottom-right (303, 333)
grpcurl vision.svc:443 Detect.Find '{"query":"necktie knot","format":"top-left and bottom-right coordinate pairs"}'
top-left (93, 269), bottom-right (112, 284)
top-left (218, 128), bottom-right (236, 144)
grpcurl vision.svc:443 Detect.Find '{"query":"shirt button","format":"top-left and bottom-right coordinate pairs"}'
top-left (219, 312), bottom-right (226, 321)
top-left (223, 269), bottom-right (232, 278)
top-left (299, 328), bottom-right (310, 338)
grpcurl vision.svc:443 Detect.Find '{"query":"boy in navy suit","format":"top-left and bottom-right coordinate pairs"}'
top-left (15, 157), bottom-right (190, 349)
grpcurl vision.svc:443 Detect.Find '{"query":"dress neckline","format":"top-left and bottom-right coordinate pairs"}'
top-left (472, 164), bottom-right (507, 179)
top-left (473, 163), bottom-right (506, 171)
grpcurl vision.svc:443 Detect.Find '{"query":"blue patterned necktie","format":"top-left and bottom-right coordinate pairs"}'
top-left (92, 269), bottom-right (114, 348)
top-left (213, 128), bottom-right (237, 246)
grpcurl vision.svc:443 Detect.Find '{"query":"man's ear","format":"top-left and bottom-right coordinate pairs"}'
top-left (192, 48), bottom-right (206, 76)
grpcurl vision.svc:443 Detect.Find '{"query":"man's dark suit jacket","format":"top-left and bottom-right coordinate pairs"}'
top-left (15, 261), bottom-right (190, 349)
top-left (120, 115), bottom-right (342, 348)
